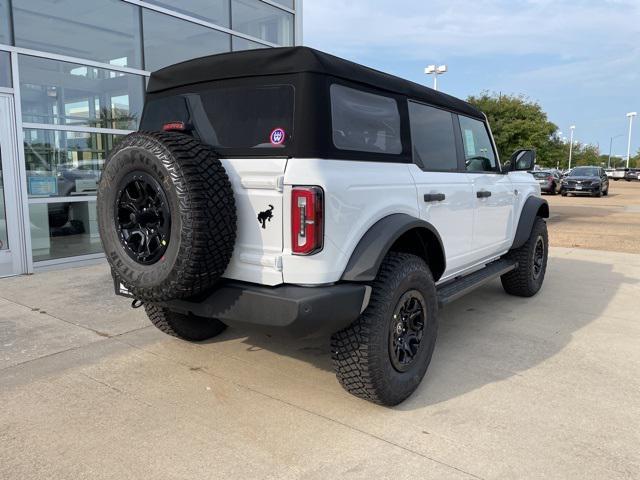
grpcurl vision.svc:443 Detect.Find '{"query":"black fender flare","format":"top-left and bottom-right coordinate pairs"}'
top-left (341, 214), bottom-right (445, 282)
top-left (511, 196), bottom-right (549, 249)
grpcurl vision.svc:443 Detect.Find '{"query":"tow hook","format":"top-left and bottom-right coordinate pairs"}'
top-left (131, 299), bottom-right (144, 309)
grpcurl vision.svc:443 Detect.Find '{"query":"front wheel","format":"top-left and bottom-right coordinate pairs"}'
top-left (501, 217), bottom-right (549, 297)
top-left (331, 252), bottom-right (438, 406)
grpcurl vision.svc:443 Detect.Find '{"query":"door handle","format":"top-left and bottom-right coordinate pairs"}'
top-left (477, 190), bottom-right (492, 198)
top-left (424, 193), bottom-right (446, 202)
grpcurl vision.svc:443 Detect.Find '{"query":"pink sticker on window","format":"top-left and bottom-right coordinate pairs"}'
top-left (270, 128), bottom-right (286, 146)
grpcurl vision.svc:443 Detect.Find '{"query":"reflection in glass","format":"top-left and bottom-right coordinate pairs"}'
top-left (232, 36), bottom-right (267, 52)
top-left (0, 145), bottom-right (8, 250)
top-left (19, 55), bottom-right (144, 130)
top-left (232, 0), bottom-right (294, 46)
top-left (271, 0), bottom-right (294, 9)
top-left (30, 200), bottom-right (102, 262)
top-left (12, 0), bottom-right (142, 68)
top-left (143, 10), bottom-right (231, 71)
top-left (23, 129), bottom-right (124, 198)
top-left (0, 0), bottom-right (12, 45)
top-left (0, 51), bottom-right (11, 88)
top-left (144, 0), bottom-right (230, 28)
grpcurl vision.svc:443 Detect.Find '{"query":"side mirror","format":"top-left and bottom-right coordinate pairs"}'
top-left (509, 149), bottom-right (536, 171)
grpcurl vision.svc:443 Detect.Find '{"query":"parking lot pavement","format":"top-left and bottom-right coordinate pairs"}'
top-left (547, 180), bottom-right (640, 253)
top-left (1, 247), bottom-right (639, 479)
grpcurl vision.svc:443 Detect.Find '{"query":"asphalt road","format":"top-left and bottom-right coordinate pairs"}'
top-left (547, 180), bottom-right (640, 253)
top-left (1, 246), bottom-right (639, 479)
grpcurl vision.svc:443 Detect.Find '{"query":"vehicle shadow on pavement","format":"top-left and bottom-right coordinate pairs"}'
top-left (231, 255), bottom-right (637, 409)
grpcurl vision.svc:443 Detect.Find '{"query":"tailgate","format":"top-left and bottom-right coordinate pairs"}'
top-left (221, 158), bottom-right (287, 285)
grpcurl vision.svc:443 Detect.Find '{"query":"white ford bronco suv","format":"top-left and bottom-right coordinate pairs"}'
top-left (97, 47), bottom-right (549, 406)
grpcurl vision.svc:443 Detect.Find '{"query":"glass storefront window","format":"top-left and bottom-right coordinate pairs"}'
top-left (29, 200), bottom-right (102, 261)
top-left (0, 0), bottom-right (12, 45)
top-left (144, 0), bottom-right (230, 28)
top-left (143, 9), bottom-right (231, 71)
top-left (232, 0), bottom-right (294, 46)
top-left (12, 0), bottom-right (142, 68)
top-left (19, 55), bottom-right (144, 129)
top-left (23, 129), bottom-right (124, 198)
top-left (232, 36), bottom-right (267, 51)
top-left (271, 0), bottom-right (294, 9)
top-left (0, 51), bottom-right (11, 88)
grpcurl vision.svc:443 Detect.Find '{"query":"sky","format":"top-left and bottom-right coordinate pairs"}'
top-left (303, 0), bottom-right (640, 160)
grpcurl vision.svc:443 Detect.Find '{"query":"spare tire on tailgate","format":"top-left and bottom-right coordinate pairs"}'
top-left (97, 131), bottom-right (236, 302)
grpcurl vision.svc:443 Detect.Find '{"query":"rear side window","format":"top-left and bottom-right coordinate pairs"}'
top-left (458, 115), bottom-right (498, 172)
top-left (330, 84), bottom-right (402, 155)
top-left (408, 101), bottom-right (457, 171)
top-left (141, 84), bottom-right (294, 150)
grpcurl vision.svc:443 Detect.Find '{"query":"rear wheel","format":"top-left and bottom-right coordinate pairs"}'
top-left (331, 252), bottom-right (438, 406)
top-left (501, 217), bottom-right (548, 297)
top-left (145, 304), bottom-right (227, 341)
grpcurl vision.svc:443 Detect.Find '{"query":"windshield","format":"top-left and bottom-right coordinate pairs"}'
top-left (569, 167), bottom-right (599, 177)
top-left (141, 84), bottom-right (295, 151)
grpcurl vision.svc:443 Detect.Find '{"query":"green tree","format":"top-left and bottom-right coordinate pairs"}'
top-left (466, 92), bottom-right (560, 167)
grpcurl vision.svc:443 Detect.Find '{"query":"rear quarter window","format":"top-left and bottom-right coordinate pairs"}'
top-left (330, 84), bottom-right (402, 155)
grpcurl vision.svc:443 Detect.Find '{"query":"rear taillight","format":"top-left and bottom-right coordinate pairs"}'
top-left (291, 186), bottom-right (324, 255)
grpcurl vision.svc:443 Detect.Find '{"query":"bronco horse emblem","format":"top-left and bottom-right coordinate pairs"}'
top-left (257, 205), bottom-right (274, 229)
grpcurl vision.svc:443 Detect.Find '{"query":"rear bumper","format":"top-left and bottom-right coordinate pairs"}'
top-left (158, 282), bottom-right (368, 338)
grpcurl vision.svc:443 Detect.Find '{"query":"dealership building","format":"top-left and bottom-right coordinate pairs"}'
top-left (0, 0), bottom-right (301, 277)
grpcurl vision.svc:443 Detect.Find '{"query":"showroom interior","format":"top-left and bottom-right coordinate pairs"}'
top-left (0, 0), bottom-right (300, 277)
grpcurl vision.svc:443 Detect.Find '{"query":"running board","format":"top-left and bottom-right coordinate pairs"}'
top-left (436, 259), bottom-right (517, 307)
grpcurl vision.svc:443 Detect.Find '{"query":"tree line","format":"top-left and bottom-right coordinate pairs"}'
top-left (467, 92), bottom-right (639, 169)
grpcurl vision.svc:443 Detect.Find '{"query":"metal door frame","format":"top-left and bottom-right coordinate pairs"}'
top-left (0, 93), bottom-right (28, 276)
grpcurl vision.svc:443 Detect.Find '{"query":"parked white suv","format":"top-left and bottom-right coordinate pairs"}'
top-left (97, 47), bottom-right (549, 406)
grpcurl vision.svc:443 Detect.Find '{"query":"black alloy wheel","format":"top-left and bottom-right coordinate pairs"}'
top-left (115, 171), bottom-right (171, 265)
top-left (532, 236), bottom-right (545, 280)
top-left (389, 290), bottom-right (427, 372)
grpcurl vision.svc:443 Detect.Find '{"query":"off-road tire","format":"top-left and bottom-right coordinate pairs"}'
top-left (501, 217), bottom-right (548, 297)
top-left (145, 304), bottom-right (227, 341)
top-left (97, 132), bottom-right (236, 302)
top-left (331, 252), bottom-right (438, 406)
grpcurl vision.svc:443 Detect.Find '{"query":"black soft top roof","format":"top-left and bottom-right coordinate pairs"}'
top-left (147, 46), bottom-right (484, 120)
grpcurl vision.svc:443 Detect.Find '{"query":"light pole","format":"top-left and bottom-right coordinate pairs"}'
top-left (568, 125), bottom-right (576, 170)
top-left (608, 134), bottom-right (624, 168)
top-left (425, 64), bottom-right (447, 91)
top-left (626, 112), bottom-right (637, 168)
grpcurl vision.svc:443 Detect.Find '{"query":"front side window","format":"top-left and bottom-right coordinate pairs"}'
top-left (408, 101), bottom-right (457, 171)
top-left (142, 84), bottom-right (294, 150)
top-left (459, 115), bottom-right (498, 173)
top-left (330, 84), bottom-right (402, 155)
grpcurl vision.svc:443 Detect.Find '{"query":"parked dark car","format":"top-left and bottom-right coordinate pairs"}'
top-left (561, 166), bottom-right (609, 197)
top-left (532, 170), bottom-right (562, 195)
